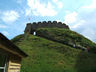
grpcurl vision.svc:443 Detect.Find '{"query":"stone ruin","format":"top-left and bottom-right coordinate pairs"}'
top-left (24, 21), bottom-right (69, 34)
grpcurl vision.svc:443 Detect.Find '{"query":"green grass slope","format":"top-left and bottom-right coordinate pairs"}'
top-left (12, 34), bottom-right (96, 72)
top-left (36, 28), bottom-right (96, 52)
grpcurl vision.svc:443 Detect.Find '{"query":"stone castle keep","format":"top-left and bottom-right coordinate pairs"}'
top-left (24, 21), bottom-right (69, 34)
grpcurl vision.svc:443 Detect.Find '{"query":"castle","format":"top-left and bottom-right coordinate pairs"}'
top-left (24, 21), bottom-right (69, 34)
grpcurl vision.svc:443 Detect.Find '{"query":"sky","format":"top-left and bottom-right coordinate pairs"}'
top-left (0, 0), bottom-right (96, 42)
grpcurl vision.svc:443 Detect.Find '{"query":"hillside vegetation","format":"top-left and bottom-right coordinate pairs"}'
top-left (12, 28), bottom-right (96, 72)
top-left (36, 28), bottom-right (96, 52)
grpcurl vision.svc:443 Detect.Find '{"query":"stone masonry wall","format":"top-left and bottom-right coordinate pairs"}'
top-left (24, 21), bottom-right (69, 34)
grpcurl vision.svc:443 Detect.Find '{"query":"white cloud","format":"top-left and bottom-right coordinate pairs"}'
top-left (56, 20), bottom-right (61, 22)
top-left (25, 8), bottom-right (31, 16)
top-left (52, 0), bottom-right (58, 3)
top-left (64, 12), bottom-right (78, 24)
top-left (52, 0), bottom-right (63, 9)
top-left (16, 0), bottom-right (22, 4)
top-left (81, 28), bottom-right (96, 41)
top-left (58, 2), bottom-right (63, 8)
top-left (0, 25), bottom-right (7, 28)
top-left (64, 0), bottom-right (96, 42)
top-left (2, 31), bottom-right (9, 36)
top-left (71, 20), bottom-right (85, 29)
top-left (81, 0), bottom-right (96, 9)
top-left (79, 0), bottom-right (96, 13)
top-left (1, 10), bottom-right (20, 23)
top-left (26, 0), bottom-right (57, 16)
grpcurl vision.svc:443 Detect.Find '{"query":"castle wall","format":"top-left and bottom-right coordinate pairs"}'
top-left (24, 21), bottom-right (69, 34)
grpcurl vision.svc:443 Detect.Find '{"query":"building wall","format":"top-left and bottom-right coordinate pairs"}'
top-left (8, 55), bottom-right (21, 72)
top-left (0, 47), bottom-right (21, 72)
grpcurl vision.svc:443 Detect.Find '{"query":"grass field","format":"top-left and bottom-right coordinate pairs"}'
top-left (12, 32), bottom-right (96, 72)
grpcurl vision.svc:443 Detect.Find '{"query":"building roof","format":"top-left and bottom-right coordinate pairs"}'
top-left (0, 33), bottom-right (28, 57)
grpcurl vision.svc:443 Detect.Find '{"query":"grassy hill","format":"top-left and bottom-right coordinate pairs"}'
top-left (36, 28), bottom-right (96, 52)
top-left (12, 28), bottom-right (96, 72)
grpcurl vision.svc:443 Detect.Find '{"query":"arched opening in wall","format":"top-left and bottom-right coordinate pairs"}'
top-left (33, 31), bottom-right (36, 35)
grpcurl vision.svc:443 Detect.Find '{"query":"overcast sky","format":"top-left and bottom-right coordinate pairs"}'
top-left (0, 0), bottom-right (96, 42)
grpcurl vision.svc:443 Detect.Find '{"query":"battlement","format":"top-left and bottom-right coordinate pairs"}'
top-left (24, 21), bottom-right (69, 34)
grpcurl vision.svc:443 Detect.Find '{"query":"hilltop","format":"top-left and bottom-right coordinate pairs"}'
top-left (12, 22), bottom-right (96, 72)
top-left (24, 21), bottom-right (69, 34)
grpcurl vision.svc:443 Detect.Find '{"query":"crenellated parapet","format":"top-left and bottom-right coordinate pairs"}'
top-left (24, 21), bottom-right (69, 34)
